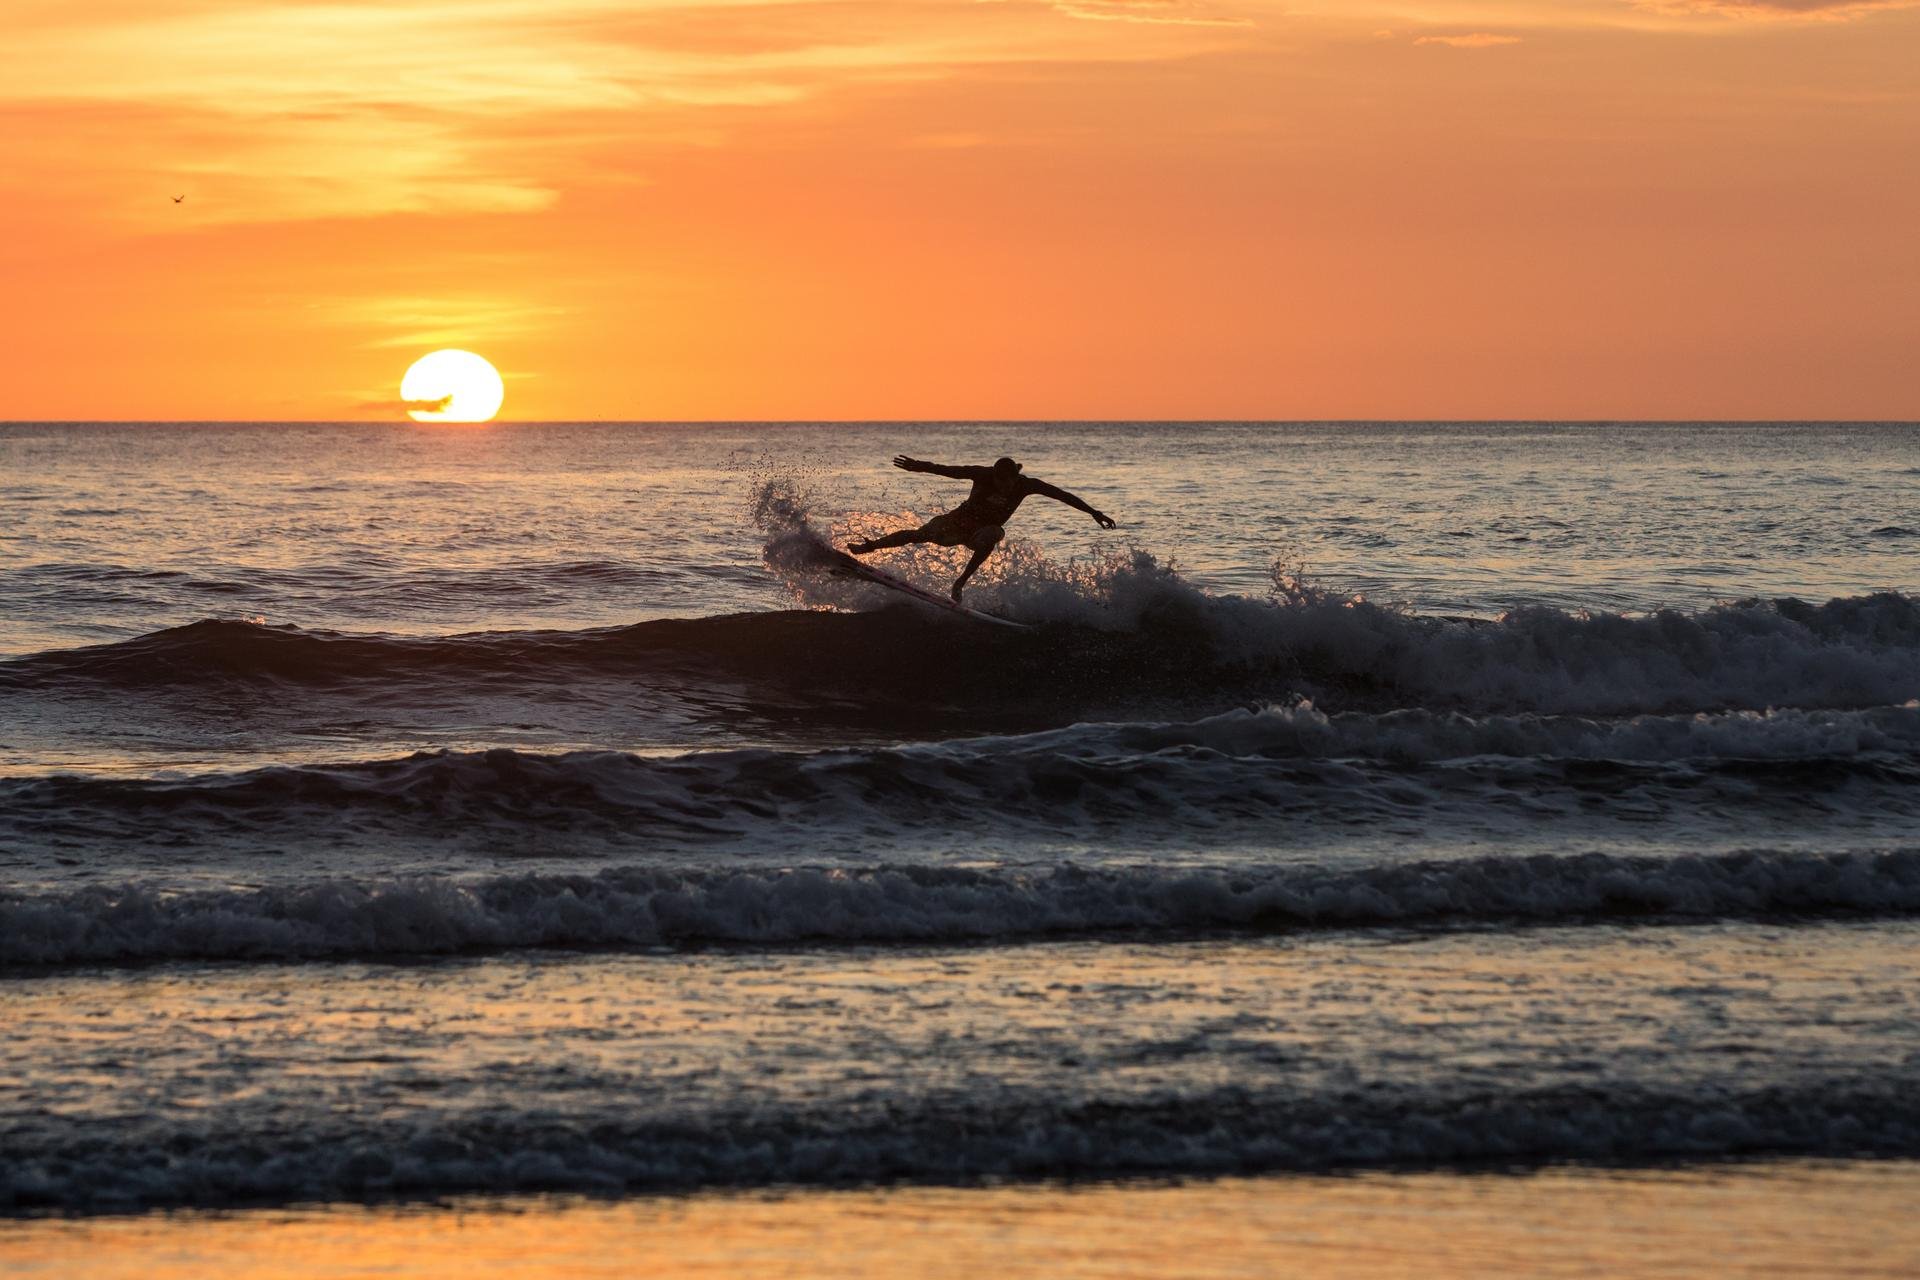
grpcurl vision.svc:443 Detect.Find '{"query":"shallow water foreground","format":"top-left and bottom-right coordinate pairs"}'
top-left (6, 1162), bottom-right (1917, 1279)
top-left (8, 923), bottom-right (1919, 1210)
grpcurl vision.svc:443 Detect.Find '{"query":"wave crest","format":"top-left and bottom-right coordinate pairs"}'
top-left (2, 482), bottom-right (1914, 719)
top-left (7, 705), bottom-right (1920, 855)
top-left (9, 1079), bottom-right (1918, 1212)
top-left (750, 477), bottom-right (1920, 713)
top-left (7, 848), bottom-right (1919, 966)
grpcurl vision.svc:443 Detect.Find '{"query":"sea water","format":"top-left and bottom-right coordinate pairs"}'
top-left (2, 422), bottom-right (1918, 1273)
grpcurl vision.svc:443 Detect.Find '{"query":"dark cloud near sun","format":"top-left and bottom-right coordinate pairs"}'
top-left (358, 395), bottom-right (452, 414)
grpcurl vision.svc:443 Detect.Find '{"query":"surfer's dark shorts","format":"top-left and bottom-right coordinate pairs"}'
top-left (920, 515), bottom-right (1004, 552)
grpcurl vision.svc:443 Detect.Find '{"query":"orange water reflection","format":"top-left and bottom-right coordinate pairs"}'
top-left (6, 1162), bottom-right (1918, 1279)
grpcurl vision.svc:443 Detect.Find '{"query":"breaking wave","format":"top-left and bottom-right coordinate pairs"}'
top-left (758, 475), bottom-right (1920, 710)
top-left (7, 847), bottom-right (1919, 966)
top-left (5, 481), bottom-right (1909, 720)
top-left (6, 594), bottom-right (1918, 724)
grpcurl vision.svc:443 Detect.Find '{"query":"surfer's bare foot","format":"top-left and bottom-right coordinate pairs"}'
top-left (847, 540), bottom-right (874, 555)
top-left (950, 583), bottom-right (964, 602)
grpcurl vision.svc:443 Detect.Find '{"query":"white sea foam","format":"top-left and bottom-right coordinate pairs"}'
top-left (754, 478), bottom-right (1920, 715)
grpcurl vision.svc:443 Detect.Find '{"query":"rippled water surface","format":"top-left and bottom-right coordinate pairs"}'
top-left (4, 422), bottom-right (1916, 657)
top-left (3, 421), bottom-right (1918, 1239)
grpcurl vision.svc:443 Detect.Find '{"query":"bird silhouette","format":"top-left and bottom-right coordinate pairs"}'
top-left (172, 195), bottom-right (185, 204)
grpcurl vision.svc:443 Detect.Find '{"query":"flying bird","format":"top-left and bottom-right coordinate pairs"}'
top-left (172, 195), bottom-right (185, 204)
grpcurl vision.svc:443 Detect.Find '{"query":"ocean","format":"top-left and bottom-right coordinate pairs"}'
top-left (3, 421), bottom-right (1919, 1274)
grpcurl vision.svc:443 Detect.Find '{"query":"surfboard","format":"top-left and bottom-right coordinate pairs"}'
top-left (827, 550), bottom-right (1030, 629)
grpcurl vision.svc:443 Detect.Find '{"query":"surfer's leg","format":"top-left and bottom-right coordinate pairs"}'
top-left (950, 525), bottom-right (1004, 600)
top-left (850, 514), bottom-right (963, 555)
top-left (847, 528), bottom-right (927, 555)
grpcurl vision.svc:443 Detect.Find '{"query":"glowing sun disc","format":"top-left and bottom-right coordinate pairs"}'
top-left (402, 349), bottom-right (504, 423)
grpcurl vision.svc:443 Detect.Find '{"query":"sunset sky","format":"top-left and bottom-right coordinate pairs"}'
top-left (3, 0), bottom-right (1916, 420)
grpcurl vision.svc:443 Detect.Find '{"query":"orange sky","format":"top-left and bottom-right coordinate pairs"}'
top-left (2, 0), bottom-right (1916, 420)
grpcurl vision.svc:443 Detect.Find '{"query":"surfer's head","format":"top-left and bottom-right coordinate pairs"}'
top-left (993, 457), bottom-right (1022, 480)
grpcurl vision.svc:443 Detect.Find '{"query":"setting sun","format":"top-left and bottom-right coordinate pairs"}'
top-left (4, 1), bottom-right (1920, 1271)
top-left (401, 349), bottom-right (504, 423)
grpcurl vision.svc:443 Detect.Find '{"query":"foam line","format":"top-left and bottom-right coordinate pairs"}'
top-left (7, 848), bottom-right (1919, 966)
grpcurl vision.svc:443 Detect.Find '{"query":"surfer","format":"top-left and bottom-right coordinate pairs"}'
top-left (848, 455), bottom-right (1117, 600)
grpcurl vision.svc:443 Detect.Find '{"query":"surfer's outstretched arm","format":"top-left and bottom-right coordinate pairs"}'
top-left (893, 456), bottom-right (989, 480)
top-left (1029, 479), bottom-right (1118, 529)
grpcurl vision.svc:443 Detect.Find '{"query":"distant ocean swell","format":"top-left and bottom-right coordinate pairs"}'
top-left (0, 558), bottom-right (701, 621)
top-left (7, 848), bottom-right (1919, 966)
top-left (6, 705), bottom-right (1920, 850)
top-left (7, 1076), bottom-right (1917, 1212)
top-left (6, 586), bottom-right (1917, 716)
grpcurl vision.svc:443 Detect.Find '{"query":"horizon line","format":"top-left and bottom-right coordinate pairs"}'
top-left (5, 418), bottom-right (1920, 427)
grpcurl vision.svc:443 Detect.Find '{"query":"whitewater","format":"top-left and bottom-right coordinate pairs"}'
top-left (2, 419), bottom-right (1918, 1215)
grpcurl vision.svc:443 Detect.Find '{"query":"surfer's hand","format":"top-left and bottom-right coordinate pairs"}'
top-left (892, 455), bottom-right (926, 472)
top-left (1094, 511), bottom-right (1117, 529)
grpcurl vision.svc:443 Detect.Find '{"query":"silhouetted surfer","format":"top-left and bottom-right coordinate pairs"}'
top-left (848, 455), bottom-right (1117, 600)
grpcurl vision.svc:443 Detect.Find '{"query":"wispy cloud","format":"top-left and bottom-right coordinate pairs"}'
top-left (1636, 0), bottom-right (1919, 17)
top-left (1414, 31), bottom-right (1523, 46)
top-left (314, 295), bottom-right (568, 349)
top-left (0, 0), bottom-right (1260, 227)
top-left (1051, 1), bottom-right (1255, 27)
top-left (1286, 0), bottom-right (1918, 34)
